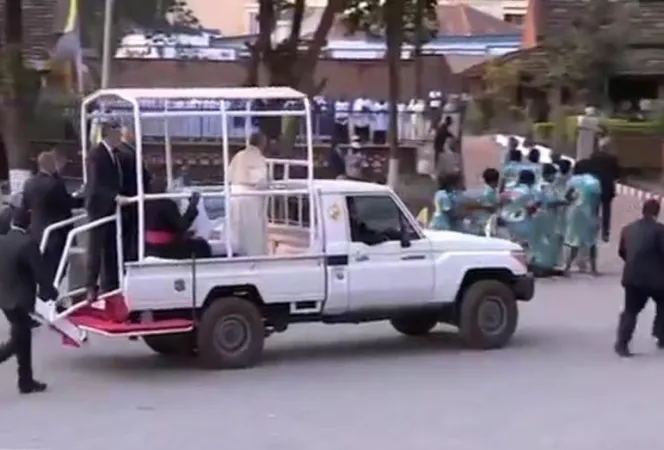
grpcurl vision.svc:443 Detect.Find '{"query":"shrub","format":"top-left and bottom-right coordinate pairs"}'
top-left (533, 116), bottom-right (664, 143)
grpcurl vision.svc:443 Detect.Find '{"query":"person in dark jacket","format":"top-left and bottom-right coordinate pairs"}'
top-left (144, 178), bottom-right (211, 259)
top-left (118, 126), bottom-right (152, 262)
top-left (22, 151), bottom-right (82, 283)
top-left (84, 120), bottom-right (127, 303)
top-left (0, 205), bottom-right (58, 394)
top-left (589, 140), bottom-right (620, 241)
top-left (433, 116), bottom-right (454, 166)
top-left (615, 199), bottom-right (664, 357)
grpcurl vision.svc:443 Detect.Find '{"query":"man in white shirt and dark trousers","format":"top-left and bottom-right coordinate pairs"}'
top-left (352, 96), bottom-right (371, 143)
top-left (333, 98), bottom-right (350, 144)
top-left (371, 99), bottom-right (388, 144)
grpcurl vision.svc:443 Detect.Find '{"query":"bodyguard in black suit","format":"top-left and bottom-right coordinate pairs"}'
top-left (84, 120), bottom-right (128, 302)
top-left (615, 199), bottom-right (664, 357)
top-left (117, 126), bottom-right (151, 261)
top-left (0, 206), bottom-right (58, 394)
top-left (22, 151), bottom-right (82, 283)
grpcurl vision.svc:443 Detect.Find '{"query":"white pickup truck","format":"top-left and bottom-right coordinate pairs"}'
top-left (41, 87), bottom-right (533, 371)
top-left (49, 179), bottom-right (533, 370)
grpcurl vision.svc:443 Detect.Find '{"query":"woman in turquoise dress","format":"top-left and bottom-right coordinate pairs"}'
top-left (500, 169), bottom-right (539, 249)
top-left (429, 173), bottom-right (462, 231)
top-left (562, 159), bottom-right (602, 276)
top-left (528, 163), bottom-right (568, 277)
top-left (501, 149), bottom-right (526, 191)
top-left (552, 159), bottom-right (572, 264)
top-left (461, 168), bottom-right (501, 236)
top-left (524, 148), bottom-right (543, 186)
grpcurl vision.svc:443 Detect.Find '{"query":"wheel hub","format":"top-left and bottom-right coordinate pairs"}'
top-left (477, 296), bottom-right (507, 336)
top-left (213, 315), bottom-right (250, 355)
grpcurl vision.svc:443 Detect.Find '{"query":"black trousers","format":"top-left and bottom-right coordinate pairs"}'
top-left (121, 206), bottom-right (138, 262)
top-left (42, 229), bottom-right (67, 285)
top-left (618, 285), bottom-right (664, 344)
top-left (85, 220), bottom-right (119, 292)
top-left (0, 308), bottom-right (33, 385)
top-left (600, 196), bottom-right (613, 238)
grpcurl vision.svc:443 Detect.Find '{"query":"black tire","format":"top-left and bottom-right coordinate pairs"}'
top-left (143, 333), bottom-right (196, 357)
top-left (390, 315), bottom-right (438, 336)
top-left (458, 280), bottom-right (518, 349)
top-left (197, 296), bottom-right (265, 369)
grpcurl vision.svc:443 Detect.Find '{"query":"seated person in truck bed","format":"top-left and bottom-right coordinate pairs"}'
top-left (144, 178), bottom-right (211, 259)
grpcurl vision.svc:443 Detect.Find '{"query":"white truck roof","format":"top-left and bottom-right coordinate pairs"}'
top-left (89, 87), bottom-right (308, 102)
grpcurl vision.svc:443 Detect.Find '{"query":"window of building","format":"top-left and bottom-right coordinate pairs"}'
top-left (503, 13), bottom-right (524, 26)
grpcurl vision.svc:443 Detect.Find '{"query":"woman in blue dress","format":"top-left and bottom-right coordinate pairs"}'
top-left (524, 148), bottom-right (543, 186)
top-left (500, 169), bottom-right (539, 250)
top-left (552, 159), bottom-right (572, 265)
top-left (429, 173), bottom-right (462, 231)
top-left (501, 149), bottom-right (526, 191)
top-left (462, 168), bottom-right (501, 236)
top-left (562, 159), bottom-right (602, 276)
top-left (529, 163), bottom-right (568, 277)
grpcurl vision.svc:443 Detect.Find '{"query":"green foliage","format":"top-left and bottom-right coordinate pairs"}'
top-left (342, 0), bottom-right (438, 43)
top-left (536, 0), bottom-right (631, 102)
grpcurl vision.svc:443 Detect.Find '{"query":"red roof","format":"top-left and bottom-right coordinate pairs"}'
top-left (436, 4), bottom-right (521, 36)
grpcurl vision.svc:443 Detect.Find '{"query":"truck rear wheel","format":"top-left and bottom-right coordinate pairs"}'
top-left (390, 315), bottom-right (438, 336)
top-left (143, 333), bottom-right (196, 357)
top-left (197, 296), bottom-right (265, 369)
top-left (458, 280), bottom-right (518, 349)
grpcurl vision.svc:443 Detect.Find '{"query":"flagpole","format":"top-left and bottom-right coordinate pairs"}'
top-left (101, 0), bottom-right (114, 88)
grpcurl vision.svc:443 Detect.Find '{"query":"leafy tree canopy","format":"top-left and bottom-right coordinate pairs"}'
top-left (342, 0), bottom-right (438, 45)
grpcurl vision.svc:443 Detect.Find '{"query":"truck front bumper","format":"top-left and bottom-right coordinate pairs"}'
top-left (513, 274), bottom-right (534, 301)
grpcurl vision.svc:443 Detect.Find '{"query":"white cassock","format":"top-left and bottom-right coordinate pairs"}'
top-left (227, 145), bottom-right (269, 256)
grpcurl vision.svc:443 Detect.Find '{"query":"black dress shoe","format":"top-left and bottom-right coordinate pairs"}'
top-left (614, 343), bottom-right (633, 358)
top-left (19, 380), bottom-right (47, 394)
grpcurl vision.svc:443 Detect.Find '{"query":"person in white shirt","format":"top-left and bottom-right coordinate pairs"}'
top-left (333, 98), bottom-right (351, 144)
top-left (227, 132), bottom-right (269, 256)
top-left (371, 99), bottom-right (388, 144)
top-left (352, 96), bottom-right (371, 143)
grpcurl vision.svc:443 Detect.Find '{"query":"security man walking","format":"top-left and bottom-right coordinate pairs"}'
top-left (0, 205), bottom-right (58, 393)
top-left (615, 199), bottom-right (664, 357)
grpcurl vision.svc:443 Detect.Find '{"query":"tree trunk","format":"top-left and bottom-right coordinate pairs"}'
top-left (1, 0), bottom-right (32, 193)
top-left (413, 0), bottom-right (424, 100)
top-left (385, 0), bottom-right (406, 188)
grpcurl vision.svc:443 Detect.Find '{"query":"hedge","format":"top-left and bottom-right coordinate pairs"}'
top-left (533, 116), bottom-right (664, 143)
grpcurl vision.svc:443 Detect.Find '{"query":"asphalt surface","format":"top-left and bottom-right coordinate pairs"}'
top-left (0, 136), bottom-right (661, 450)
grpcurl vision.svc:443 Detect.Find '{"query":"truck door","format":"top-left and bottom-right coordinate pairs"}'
top-left (344, 194), bottom-right (435, 311)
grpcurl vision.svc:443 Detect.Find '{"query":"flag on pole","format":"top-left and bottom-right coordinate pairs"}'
top-left (51, 0), bottom-right (85, 94)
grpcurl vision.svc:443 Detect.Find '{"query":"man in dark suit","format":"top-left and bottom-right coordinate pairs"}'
top-left (22, 151), bottom-right (82, 283)
top-left (589, 138), bottom-right (620, 242)
top-left (615, 199), bottom-right (664, 357)
top-left (84, 120), bottom-right (128, 302)
top-left (0, 205), bottom-right (58, 394)
top-left (117, 126), bottom-right (151, 261)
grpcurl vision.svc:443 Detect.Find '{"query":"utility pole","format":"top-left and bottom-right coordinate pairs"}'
top-left (101, 0), bottom-right (115, 88)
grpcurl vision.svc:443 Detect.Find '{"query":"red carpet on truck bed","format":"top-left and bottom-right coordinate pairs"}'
top-left (67, 294), bottom-right (192, 334)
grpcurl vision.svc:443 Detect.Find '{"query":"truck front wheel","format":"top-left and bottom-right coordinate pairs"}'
top-left (458, 280), bottom-right (518, 349)
top-left (197, 296), bottom-right (265, 369)
top-left (390, 315), bottom-right (438, 336)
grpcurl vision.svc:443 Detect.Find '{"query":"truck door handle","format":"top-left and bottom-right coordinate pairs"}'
top-left (355, 254), bottom-right (370, 262)
top-left (401, 254), bottom-right (426, 261)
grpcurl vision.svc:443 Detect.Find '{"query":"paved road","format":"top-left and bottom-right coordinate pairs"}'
top-left (0, 137), bottom-right (661, 450)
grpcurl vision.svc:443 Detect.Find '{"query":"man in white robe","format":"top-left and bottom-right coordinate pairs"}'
top-left (227, 132), bottom-right (269, 256)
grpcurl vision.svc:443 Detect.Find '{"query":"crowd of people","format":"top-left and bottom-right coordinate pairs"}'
top-left (427, 136), bottom-right (619, 279)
